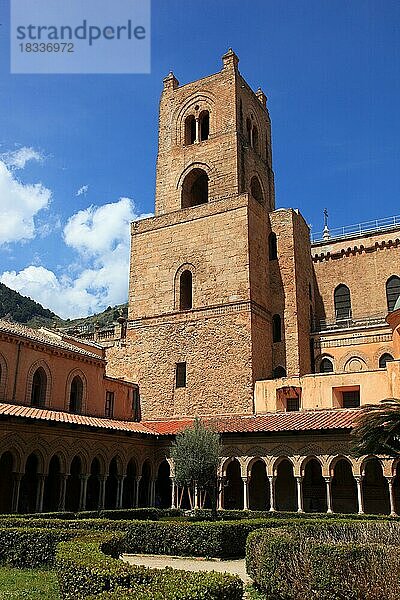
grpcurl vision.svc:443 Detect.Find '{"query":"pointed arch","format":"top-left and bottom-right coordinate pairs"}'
top-left (386, 275), bottom-right (400, 312)
top-left (65, 369), bottom-right (87, 414)
top-left (26, 360), bottom-right (52, 408)
top-left (0, 353), bottom-right (8, 402)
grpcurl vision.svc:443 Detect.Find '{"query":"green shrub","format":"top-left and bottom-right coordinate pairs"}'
top-left (19, 508), bottom-right (183, 521)
top-left (0, 527), bottom-right (75, 568)
top-left (56, 534), bottom-right (243, 600)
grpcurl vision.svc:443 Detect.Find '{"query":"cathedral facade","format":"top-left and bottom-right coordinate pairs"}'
top-left (1, 51), bottom-right (400, 515)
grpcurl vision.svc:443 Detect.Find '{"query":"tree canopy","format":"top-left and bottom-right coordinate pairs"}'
top-left (351, 399), bottom-right (400, 457)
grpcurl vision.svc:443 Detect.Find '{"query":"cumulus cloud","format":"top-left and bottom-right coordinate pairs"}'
top-left (76, 185), bottom-right (89, 196)
top-left (0, 198), bottom-right (152, 319)
top-left (0, 152), bottom-right (52, 245)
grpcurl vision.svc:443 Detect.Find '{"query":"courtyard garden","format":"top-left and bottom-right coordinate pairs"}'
top-left (0, 508), bottom-right (398, 599)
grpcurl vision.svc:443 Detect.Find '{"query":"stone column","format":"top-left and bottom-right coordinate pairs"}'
top-left (242, 477), bottom-right (249, 510)
top-left (79, 475), bottom-right (89, 511)
top-left (170, 478), bottom-right (177, 509)
top-left (36, 474), bottom-right (46, 513)
top-left (134, 476), bottom-right (141, 508)
top-left (98, 476), bottom-right (107, 510)
top-left (58, 474), bottom-right (69, 512)
top-left (386, 476), bottom-right (397, 517)
top-left (268, 476), bottom-right (276, 512)
top-left (195, 118), bottom-right (200, 143)
top-left (296, 476), bottom-right (304, 513)
top-left (116, 476), bottom-right (125, 509)
top-left (324, 476), bottom-right (333, 514)
top-left (355, 475), bottom-right (364, 515)
top-left (149, 479), bottom-right (156, 507)
top-left (11, 473), bottom-right (23, 513)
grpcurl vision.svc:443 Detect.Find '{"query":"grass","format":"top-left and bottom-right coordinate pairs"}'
top-left (0, 567), bottom-right (59, 600)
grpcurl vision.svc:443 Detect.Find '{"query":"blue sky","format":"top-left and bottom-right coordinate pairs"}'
top-left (0, 0), bottom-right (399, 318)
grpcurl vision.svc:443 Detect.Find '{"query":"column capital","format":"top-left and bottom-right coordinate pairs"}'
top-left (324, 476), bottom-right (332, 483)
top-left (79, 474), bottom-right (90, 482)
top-left (385, 476), bottom-right (395, 484)
top-left (296, 475), bottom-right (303, 482)
top-left (241, 476), bottom-right (250, 483)
top-left (354, 475), bottom-right (364, 483)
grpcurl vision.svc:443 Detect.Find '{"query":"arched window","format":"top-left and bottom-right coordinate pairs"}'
top-left (69, 375), bottom-right (83, 414)
top-left (320, 358), bottom-right (334, 373)
top-left (199, 111), bottom-right (209, 141)
top-left (334, 284), bottom-right (351, 320)
top-left (273, 366), bottom-right (286, 379)
top-left (181, 168), bottom-right (209, 208)
top-left (252, 126), bottom-right (259, 153)
top-left (268, 232), bottom-right (278, 260)
top-left (184, 115), bottom-right (196, 145)
top-left (386, 276), bottom-right (400, 312)
top-left (250, 176), bottom-right (264, 204)
top-left (180, 270), bottom-right (193, 310)
top-left (31, 367), bottom-right (47, 407)
top-left (379, 353), bottom-right (394, 369)
top-left (272, 314), bottom-right (282, 343)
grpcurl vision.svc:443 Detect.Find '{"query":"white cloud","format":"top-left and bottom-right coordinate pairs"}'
top-left (1, 147), bottom-right (43, 170)
top-left (76, 185), bottom-right (89, 196)
top-left (0, 155), bottom-right (52, 245)
top-left (0, 198), bottom-right (153, 319)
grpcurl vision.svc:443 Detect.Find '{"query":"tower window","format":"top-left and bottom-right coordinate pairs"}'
top-left (175, 362), bottom-right (187, 388)
top-left (69, 375), bottom-right (83, 414)
top-left (181, 168), bottom-right (209, 208)
top-left (105, 391), bottom-right (114, 418)
top-left (252, 126), bottom-right (259, 153)
top-left (180, 270), bottom-right (193, 310)
top-left (334, 284), bottom-right (351, 320)
top-left (246, 118), bottom-right (252, 145)
top-left (250, 176), bottom-right (264, 205)
top-left (379, 353), bottom-right (394, 368)
top-left (31, 367), bottom-right (47, 407)
top-left (268, 232), bottom-right (278, 260)
top-left (320, 358), bottom-right (334, 373)
top-left (199, 111), bottom-right (209, 141)
top-left (386, 276), bottom-right (400, 311)
top-left (272, 314), bottom-right (282, 343)
top-left (184, 115), bottom-right (196, 145)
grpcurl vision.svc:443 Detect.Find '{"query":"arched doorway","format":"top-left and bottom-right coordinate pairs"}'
top-left (139, 461), bottom-right (151, 507)
top-left (0, 452), bottom-right (14, 513)
top-left (362, 459), bottom-right (390, 515)
top-left (122, 459), bottom-right (137, 508)
top-left (43, 455), bottom-right (61, 512)
top-left (223, 459), bottom-right (243, 509)
top-left (303, 459), bottom-right (326, 513)
top-left (249, 460), bottom-right (269, 510)
top-left (331, 459), bottom-right (357, 513)
top-left (155, 460), bottom-right (171, 508)
top-left (87, 458), bottom-right (101, 510)
top-left (19, 453), bottom-right (39, 513)
top-left (275, 459), bottom-right (296, 511)
top-left (105, 458), bottom-right (119, 509)
top-left (65, 456), bottom-right (81, 512)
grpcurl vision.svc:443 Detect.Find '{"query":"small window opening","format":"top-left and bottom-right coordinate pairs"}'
top-left (250, 176), bottom-right (264, 204)
top-left (70, 375), bottom-right (83, 414)
top-left (342, 390), bottom-right (360, 409)
top-left (176, 362), bottom-right (187, 388)
top-left (199, 111), bottom-right (209, 141)
top-left (185, 115), bottom-right (196, 145)
top-left (386, 276), bottom-right (400, 312)
top-left (379, 353), bottom-right (394, 369)
top-left (320, 358), bottom-right (334, 373)
top-left (287, 397), bottom-right (300, 412)
top-left (334, 284), bottom-right (352, 320)
top-left (273, 366), bottom-right (286, 379)
top-left (252, 126), bottom-right (259, 153)
top-left (246, 118), bottom-right (252, 145)
top-left (180, 270), bottom-right (193, 310)
top-left (181, 168), bottom-right (209, 208)
top-left (105, 391), bottom-right (115, 418)
top-left (269, 232), bottom-right (278, 260)
top-left (31, 367), bottom-right (46, 407)
top-left (272, 314), bottom-right (282, 343)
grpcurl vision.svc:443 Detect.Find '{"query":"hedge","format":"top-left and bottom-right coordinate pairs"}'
top-left (0, 527), bottom-right (77, 568)
top-left (56, 534), bottom-right (243, 600)
top-left (12, 508), bottom-right (182, 521)
top-left (246, 526), bottom-right (400, 600)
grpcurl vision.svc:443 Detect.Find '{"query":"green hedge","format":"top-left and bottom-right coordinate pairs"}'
top-left (0, 527), bottom-right (76, 568)
top-left (56, 534), bottom-right (243, 600)
top-left (246, 526), bottom-right (400, 600)
top-left (13, 508), bottom-right (182, 521)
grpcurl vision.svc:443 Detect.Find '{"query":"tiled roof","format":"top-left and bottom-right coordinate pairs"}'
top-left (0, 403), bottom-right (154, 434)
top-left (142, 409), bottom-right (358, 435)
top-left (0, 320), bottom-right (104, 360)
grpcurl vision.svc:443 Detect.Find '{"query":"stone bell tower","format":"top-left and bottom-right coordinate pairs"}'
top-left (113, 50), bottom-right (279, 420)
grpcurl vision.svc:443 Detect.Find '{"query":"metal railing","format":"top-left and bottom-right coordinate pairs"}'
top-left (311, 215), bottom-right (400, 243)
top-left (313, 313), bottom-right (387, 333)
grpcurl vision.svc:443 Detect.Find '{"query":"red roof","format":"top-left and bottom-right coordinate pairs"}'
top-left (0, 403), bottom-right (154, 434)
top-left (142, 408), bottom-right (358, 435)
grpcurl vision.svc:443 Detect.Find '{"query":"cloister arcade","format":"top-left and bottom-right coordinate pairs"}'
top-left (0, 440), bottom-right (399, 516)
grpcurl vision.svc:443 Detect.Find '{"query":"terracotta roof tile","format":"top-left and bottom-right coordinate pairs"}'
top-left (143, 409), bottom-right (359, 435)
top-left (0, 403), bottom-right (154, 434)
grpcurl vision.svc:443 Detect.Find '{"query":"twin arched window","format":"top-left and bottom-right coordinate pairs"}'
top-left (184, 111), bottom-right (210, 146)
top-left (334, 284), bottom-right (351, 320)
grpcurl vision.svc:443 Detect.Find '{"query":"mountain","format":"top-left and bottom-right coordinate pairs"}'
top-left (0, 282), bottom-right (57, 327)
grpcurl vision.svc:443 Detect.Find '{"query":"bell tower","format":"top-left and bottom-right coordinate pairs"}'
top-left (120, 51), bottom-right (278, 419)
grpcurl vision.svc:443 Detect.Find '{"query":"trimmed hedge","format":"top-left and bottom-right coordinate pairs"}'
top-left (56, 534), bottom-right (243, 600)
top-left (246, 525), bottom-right (400, 600)
top-left (13, 508), bottom-right (182, 521)
top-left (0, 527), bottom-right (76, 567)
